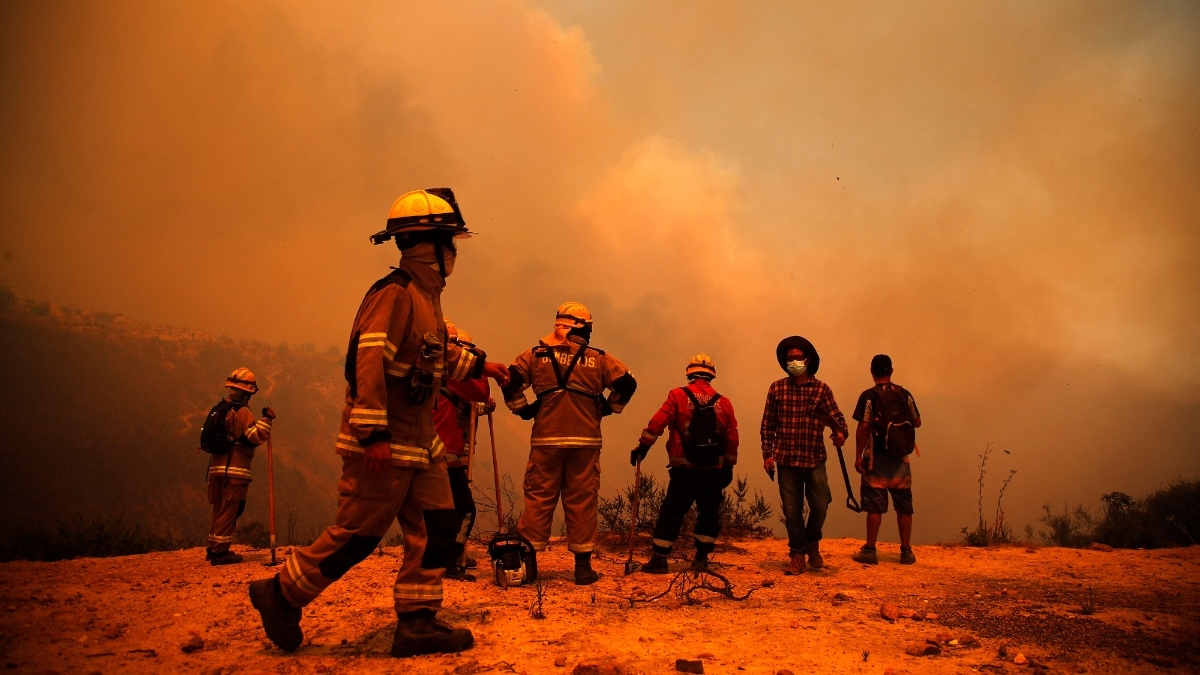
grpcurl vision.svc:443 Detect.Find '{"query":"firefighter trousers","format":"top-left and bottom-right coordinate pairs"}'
top-left (517, 447), bottom-right (600, 553)
top-left (651, 467), bottom-right (733, 556)
top-left (207, 475), bottom-right (248, 554)
top-left (448, 466), bottom-right (476, 566)
top-left (279, 455), bottom-right (457, 615)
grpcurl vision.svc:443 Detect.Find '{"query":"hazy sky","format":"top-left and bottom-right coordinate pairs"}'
top-left (2, 1), bottom-right (1197, 542)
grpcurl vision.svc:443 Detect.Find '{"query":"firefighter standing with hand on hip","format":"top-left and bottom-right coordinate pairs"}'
top-left (501, 302), bottom-right (637, 585)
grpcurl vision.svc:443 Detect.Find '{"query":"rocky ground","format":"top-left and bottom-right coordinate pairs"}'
top-left (0, 537), bottom-right (1197, 674)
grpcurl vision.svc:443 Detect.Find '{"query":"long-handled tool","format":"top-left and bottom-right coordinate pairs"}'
top-left (624, 459), bottom-right (642, 575)
top-left (264, 411), bottom-right (281, 566)
top-left (811, 403), bottom-right (859, 509)
top-left (485, 411), bottom-right (534, 587)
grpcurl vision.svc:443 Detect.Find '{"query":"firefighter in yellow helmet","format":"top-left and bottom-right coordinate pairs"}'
top-left (631, 354), bottom-right (739, 574)
top-left (200, 367), bottom-right (275, 565)
top-left (249, 188), bottom-right (510, 657)
top-left (501, 302), bottom-right (638, 584)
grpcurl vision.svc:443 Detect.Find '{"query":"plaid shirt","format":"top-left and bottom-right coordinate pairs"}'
top-left (760, 377), bottom-right (847, 469)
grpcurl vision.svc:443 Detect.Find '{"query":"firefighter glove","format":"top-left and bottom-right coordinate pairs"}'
top-left (630, 442), bottom-right (650, 466)
top-left (261, 406), bottom-right (277, 420)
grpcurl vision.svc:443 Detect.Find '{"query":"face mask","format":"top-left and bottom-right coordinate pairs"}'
top-left (786, 360), bottom-right (807, 376)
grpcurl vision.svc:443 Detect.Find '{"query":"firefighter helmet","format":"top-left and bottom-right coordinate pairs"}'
top-left (555, 301), bottom-right (592, 328)
top-left (686, 353), bottom-right (717, 379)
top-left (370, 188), bottom-right (472, 245)
top-left (226, 367), bottom-right (259, 394)
top-left (456, 328), bottom-right (475, 348)
top-left (444, 318), bottom-right (458, 343)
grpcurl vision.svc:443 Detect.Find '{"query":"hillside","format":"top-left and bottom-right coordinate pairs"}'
top-left (0, 293), bottom-right (347, 552)
top-left (0, 538), bottom-right (1196, 674)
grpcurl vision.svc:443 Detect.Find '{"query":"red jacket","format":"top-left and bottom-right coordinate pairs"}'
top-left (434, 377), bottom-right (490, 465)
top-left (638, 379), bottom-right (739, 468)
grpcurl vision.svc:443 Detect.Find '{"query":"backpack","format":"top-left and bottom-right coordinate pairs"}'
top-left (871, 384), bottom-right (915, 457)
top-left (199, 399), bottom-right (243, 455)
top-left (681, 388), bottom-right (723, 466)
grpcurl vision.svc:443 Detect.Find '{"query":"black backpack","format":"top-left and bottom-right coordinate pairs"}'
top-left (681, 388), bottom-right (723, 466)
top-left (872, 384), bottom-right (915, 457)
top-left (199, 399), bottom-right (242, 455)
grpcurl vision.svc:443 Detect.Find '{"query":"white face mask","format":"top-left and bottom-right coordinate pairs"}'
top-left (786, 360), bottom-right (807, 377)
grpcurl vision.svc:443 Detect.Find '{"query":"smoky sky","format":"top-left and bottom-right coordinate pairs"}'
top-left (2, 1), bottom-right (1198, 542)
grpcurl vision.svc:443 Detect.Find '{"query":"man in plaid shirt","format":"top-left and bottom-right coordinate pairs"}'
top-left (761, 335), bottom-right (847, 575)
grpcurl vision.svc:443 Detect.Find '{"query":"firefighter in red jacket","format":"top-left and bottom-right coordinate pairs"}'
top-left (631, 354), bottom-right (739, 574)
top-left (435, 322), bottom-right (494, 581)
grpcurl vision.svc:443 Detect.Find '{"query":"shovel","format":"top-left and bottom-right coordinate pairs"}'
top-left (263, 413), bottom-right (282, 566)
top-left (623, 459), bottom-right (642, 575)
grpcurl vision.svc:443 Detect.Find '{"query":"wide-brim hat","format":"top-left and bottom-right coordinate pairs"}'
top-left (775, 336), bottom-right (819, 375)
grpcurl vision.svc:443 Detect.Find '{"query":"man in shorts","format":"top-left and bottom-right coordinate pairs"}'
top-left (850, 354), bottom-right (922, 565)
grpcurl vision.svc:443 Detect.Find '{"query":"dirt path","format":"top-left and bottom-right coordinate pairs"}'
top-left (0, 538), bottom-right (1196, 674)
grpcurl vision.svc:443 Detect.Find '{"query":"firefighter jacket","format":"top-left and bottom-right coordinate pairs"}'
top-left (502, 335), bottom-right (637, 450)
top-left (336, 258), bottom-right (485, 469)
top-left (208, 404), bottom-right (272, 482)
top-left (638, 379), bottom-right (739, 468)
top-left (435, 377), bottom-right (490, 468)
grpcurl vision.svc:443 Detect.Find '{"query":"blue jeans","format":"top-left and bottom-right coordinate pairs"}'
top-left (777, 462), bottom-right (832, 555)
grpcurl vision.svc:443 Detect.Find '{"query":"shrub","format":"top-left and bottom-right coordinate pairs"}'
top-left (961, 444), bottom-right (1018, 546)
top-left (0, 512), bottom-right (190, 562)
top-left (235, 519), bottom-right (271, 548)
top-left (1093, 479), bottom-right (1200, 549)
top-left (1037, 503), bottom-right (1095, 548)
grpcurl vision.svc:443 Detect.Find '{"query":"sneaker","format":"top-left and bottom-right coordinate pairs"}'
top-left (391, 609), bottom-right (474, 657)
top-left (899, 546), bottom-right (917, 565)
top-left (209, 551), bottom-right (243, 566)
top-left (851, 546), bottom-right (878, 565)
top-left (806, 541), bottom-right (824, 569)
top-left (248, 575), bottom-right (303, 652)
top-left (641, 554), bottom-right (669, 574)
top-left (691, 552), bottom-right (710, 574)
top-left (444, 566), bottom-right (476, 582)
top-left (784, 553), bottom-right (806, 575)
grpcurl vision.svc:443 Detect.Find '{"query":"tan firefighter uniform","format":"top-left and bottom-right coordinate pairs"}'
top-left (277, 254), bottom-right (486, 615)
top-left (207, 369), bottom-right (272, 556)
top-left (502, 303), bottom-right (637, 553)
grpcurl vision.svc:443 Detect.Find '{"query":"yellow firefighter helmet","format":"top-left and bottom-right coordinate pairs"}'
top-left (226, 367), bottom-right (259, 394)
top-left (555, 301), bottom-right (592, 328)
top-left (370, 188), bottom-right (472, 244)
top-left (444, 318), bottom-right (458, 343)
top-left (456, 328), bottom-right (475, 348)
top-left (686, 353), bottom-right (716, 379)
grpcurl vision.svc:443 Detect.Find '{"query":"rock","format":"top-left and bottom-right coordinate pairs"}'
top-left (675, 659), bottom-right (704, 674)
top-left (555, 657), bottom-right (567, 668)
top-left (789, 620), bottom-right (800, 629)
top-left (925, 612), bottom-right (938, 621)
top-left (935, 632), bottom-right (954, 644)
top-left (102, 622), bottom-right (127, 639)
top-left (911, 611), bottom-right (925, 621)
top-left (1014, 654), bottom-right (1028, 665)
top-left (998, 643), bottom-right (1009, 657)
top-left (899, 609), bottom-right (915, 619)
top-left (696, 653), bottom-right (716, 660)
top-left (454, 660), bottom-right (480, 674)
top-left (1090, 543), bottom-right (1114, 552)
top-left (834, 592), bottom-right (853, 602)
top-left (573, 659), bottom-right (624, 675)
top-left (777, 671), bottom-right (795, 675)
top-left (761, 579), bottom-right (775, 588)
top-left (832, 600), bottom-right (843, 607)
top-left (906, 642), bottom-right (941, 657)
top-left (180, 635), bottom-right (205, 654)
top-left (880, 603), bottom-right (900, 621)
top-left (1145, 655), bottom-right (1176, 668)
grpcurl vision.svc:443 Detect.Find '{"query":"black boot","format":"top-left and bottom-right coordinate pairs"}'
top-left (525, 549), bottom-right (538, 583)
top-left (574, 552), bottom-right (599, 585)
top-left (444, 565), bottom-right (476, 582)
top-left (691, 551), bottom-right (710, 573)
top-left (210, 550), bottom-right (243, 566)
top-left (464, 555), bottom-right (478, 569)
top-left (391, 609), bottom-right (474, 657)
top-left (248, 575), bottom-right (303, 652)
top-left (641, 553), bottom-right (669, 574)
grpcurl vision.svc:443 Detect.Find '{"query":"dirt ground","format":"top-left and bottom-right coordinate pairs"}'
top-left (0, 537), bottom-right (1197, 674)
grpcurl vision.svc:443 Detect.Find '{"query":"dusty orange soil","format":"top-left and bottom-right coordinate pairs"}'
top-left (0, 537), bottom-right (1197, 674)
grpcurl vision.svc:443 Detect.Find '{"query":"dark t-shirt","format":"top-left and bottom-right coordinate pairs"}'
top-left (852, 384), bottom-right (920, 453)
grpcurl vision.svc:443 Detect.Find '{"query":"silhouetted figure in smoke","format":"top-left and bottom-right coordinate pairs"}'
top-left (247, 188), bottom-right (509, 657)
top-left (200, 368), bottom-right (274, 566)
top-left (851, 354), bottom-right (922, 565)
top-left (760, 336), bottom-right (847, 575)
